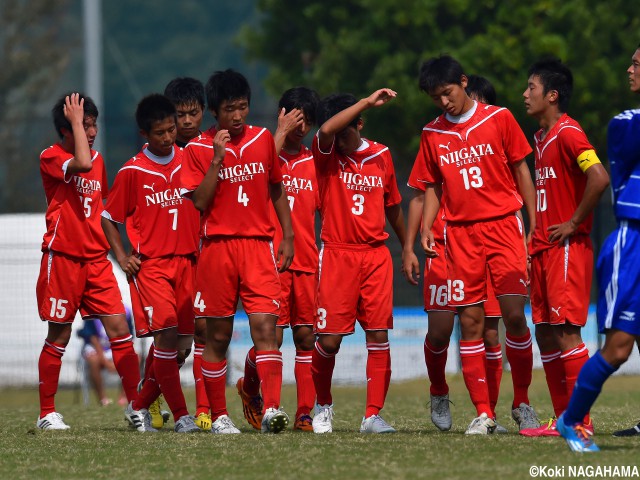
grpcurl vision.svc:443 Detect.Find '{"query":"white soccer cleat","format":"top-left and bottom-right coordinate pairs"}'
top-left (360, 414), bottom-right (396, 434)
top-left (36, 412), bottom-right (70, 430)
top-left (312, 404), bottom-right (334, 434)
top-left (174, 415), bottom-right (201, 433)
top-left (210, 415), bottom-right (241, 434)
top-left (124, 401), bottom-right (157, 432)
top-left (430, 393), bottom-right (452, 431)
top-left (261, 407), bottom-right (290, 434)
top-left (511, 403), bottom-right (540, 431)
top-left (465, 412), bottom-right (496, 435)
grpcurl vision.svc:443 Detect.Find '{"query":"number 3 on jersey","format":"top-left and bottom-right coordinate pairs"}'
top-left (351, 194), bottom-right (365, 215)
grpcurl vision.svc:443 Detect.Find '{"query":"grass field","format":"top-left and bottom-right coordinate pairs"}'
top-left (1, 370), bottom-right (639, 480)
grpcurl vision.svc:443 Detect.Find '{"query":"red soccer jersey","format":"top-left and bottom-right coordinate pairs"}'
top-left (181, 125), bottom-right (282, 239)
top-left (312, 135), bottom-right (402, 246)
top-left (530, 114), bottom-right (595, 255)
top-left (40, 143), bottom-right (110, 260)
top-left (412, 103), bottom-right (532, 222)
top-left (271, 145), bottom-right (319, 273)
top-left (103, 146), bottom-right (199, 257)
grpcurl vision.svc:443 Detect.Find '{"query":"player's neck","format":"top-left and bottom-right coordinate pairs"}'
top-left (539, 110), bottom-right (563, 139)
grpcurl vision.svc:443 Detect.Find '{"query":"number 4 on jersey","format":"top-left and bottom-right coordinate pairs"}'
top-left (238, 186), bottom-right (249, 207)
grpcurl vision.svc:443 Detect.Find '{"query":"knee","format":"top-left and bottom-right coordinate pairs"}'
top-left (426, 331), bottom-right (450, 349)
top-left (317, 335), bottom-right (341, 355)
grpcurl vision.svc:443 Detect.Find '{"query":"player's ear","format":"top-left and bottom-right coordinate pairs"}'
top-left (139, 129), bottom-right (149, 140)
top-left (357, 118), bottom-right (364, 131)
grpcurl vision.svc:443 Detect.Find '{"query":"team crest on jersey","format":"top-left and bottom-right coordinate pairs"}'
top-left (145, 187), bottom-right (184, 207)
top-left (339, 171), bottom-right (383, 192)
top-left (218, 162), bottom-right (265, 183)
top-left (282, 175), bottom-right (313, 194)
top-left (73, 176), bottom-right (102, 195)
top-left (439, 143), bottom-right (494, 168)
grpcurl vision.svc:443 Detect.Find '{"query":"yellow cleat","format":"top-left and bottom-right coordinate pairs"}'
top-left (195, 412), bottom-right (212, 431)
top-left (148, 396), bottom-right (166, 429)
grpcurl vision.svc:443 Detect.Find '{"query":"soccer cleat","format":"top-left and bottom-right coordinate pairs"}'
top-left (465, 413), bottom-right (496, 435)
top-left (312, 404), bottom-right (334, 434)
top-left (493, 419), bottom-right (508, 434)
top-left (511, 403), bottom-right (540, 431)
top-left (261, 407), bottom-right (290, 434)
top-left (210, 414), bottom-right (241, 434)
top-left (174, 415), bottom-right (201, 433)
top-left (148, 396), bottom-right (165, 429)
top-left (429, 393), bottom-right (452, 431)
top-left (124, 402), bottom-right (157, 432)
top-left (583, 418), bottom-right (594, 436)
top-left (612, 421), bottom-right (640, 437)
top-left (520, 417), bottom-right (559, 437)
top-left (360, 414), bottom-right (396, 434)
top-left (236, 377), bottom-right (263, 430)
top-left (557, 414), bottom-right (600, 452)
top-left (195, 412), bottom-right (212, 431)
top-left (36, 412), bottom-right (70, 430)
top-left (294, 414), bottom-right (313, 431)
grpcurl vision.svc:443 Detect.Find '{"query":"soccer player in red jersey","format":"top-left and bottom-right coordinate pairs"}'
top-left (520, 58), bottom-right (609, 437)
top-left (310, 89), bottom-right (406, 434)
top-left (403, 75), bottom-right (510, 433)
top-left (181, 69), bottom-right (293, 434)
top-left (101, 94), bottom-right (201, 433)
top-left (35, 93), bottom-right (140, 430)
top-left (237, 87), bottom-right (320, 432)
top-left (414, 55), bottom-right (540, 435)
top-left (164, 77), bottom-right (211, 431)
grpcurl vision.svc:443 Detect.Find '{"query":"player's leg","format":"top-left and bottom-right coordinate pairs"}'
top-left (83, 348), bottom-right (110, 405)
top-left (360, 329), bottom-right (395, 434)
top-left (483, 316), bottom-right (505, 431)
top-left (312, 333), bottom-right (343, 433)
top-left (192, 317), bottom-right (211, 427)
top-left (292, 324), bottom-right (315, 431)
top-left (424, 311), bottom-right (455, 431)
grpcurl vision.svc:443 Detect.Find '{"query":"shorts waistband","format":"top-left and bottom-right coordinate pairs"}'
top-left (321, 241), bottom-right (386, 251)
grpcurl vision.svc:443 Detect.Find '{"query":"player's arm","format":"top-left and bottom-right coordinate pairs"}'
top-left (511, 158), bottom-right (536, 242)
top-left (386, 201), bottom-right (406, 252)
top-left (547, 154), bottom-right (610, 243)
top-left (420, 184), bottom-right (441, 258)
top-left (317, 88), bottom-right (397, 151)
top-left (191, 130), bottom-right (228, 212)
top-left (64, 93), bottom-right (93, 174)
top-left (274, 108), bottom-right (304, 153)
top-left (402, 188), bottom-right (424, 285)
top-left (270, 182), bottom-right (294, 272)
top-left (100, 217), bottom-right (141, 275)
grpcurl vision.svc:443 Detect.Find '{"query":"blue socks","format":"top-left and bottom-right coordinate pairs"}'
top-left (563, 351), bottom-right (617, 426)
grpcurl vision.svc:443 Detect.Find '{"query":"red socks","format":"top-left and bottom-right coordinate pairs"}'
top-left (201, 359), bottom-right (228, 420)
top-left (109, 334), bottom-right (140, 402)
top-left (365, 342), bottom-right (391, 418)
top-left (485, 344), bottom-right (503, 417)
top-left (294, 350), bottom-right (315, 417)
top-left (460, 339), bottom-right (492, 416)
top-left (153, 348), bottom-right (188, 421)
top-left (541, 350), bottom-right (567, 417)
top-left (424, 337), bottom-right (449, 396)
top-left (256, 350), bottom-right (283, 411)
top-left (562, 342), bottom-right (590, 424)
top-left (192, 343), bottom-right (210, 416)
top-left (38, 341), bottom-right (65, 417)
top-left (311, 342), bottom-right (337, 406)
top-left (242, 347), bottom-right (260, 396)
top-left (505, 331), bottom-right (533, 408)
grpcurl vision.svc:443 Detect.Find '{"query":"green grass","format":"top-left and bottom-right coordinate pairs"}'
top-left (1, 371), bottom-right (639, 479)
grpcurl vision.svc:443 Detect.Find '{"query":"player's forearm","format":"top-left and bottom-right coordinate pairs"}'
top-left (100, 217), bottom-right (127, 264)
top-left (191, 163), bottom-right (221, 212)
top-left (385, 203), bottom-right (406, 246)
top-left (67, 121), bottom-right (93, 173)
top-left (513, 160), bottom-right (536, 232)
top-left (421, 185), bottom-right (441, 233)
top-left (572, 164), bottom-right (610, 226)
top-left (404, 190), bottom-right (424, 252)
top-left (270, 183), bottom-right (294, 239)
top-left (317, 98), bottom-right (369, 149)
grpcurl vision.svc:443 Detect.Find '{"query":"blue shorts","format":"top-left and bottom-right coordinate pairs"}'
top-left (596, 220), bottom-right (640, 336)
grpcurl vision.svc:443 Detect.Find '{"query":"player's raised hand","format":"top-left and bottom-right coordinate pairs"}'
top-left (365, 88), bottom-right (397, 108)
top-left (420, 229), bottom-right (438, 258)
top-left (63, 93), bottom-right (85, 125)
top-left (212, 129), bottom-right (230, 166)
top-left (402, 249), bottom-right (421, 285)
top-left (277, 108), bottom-right (305, 136)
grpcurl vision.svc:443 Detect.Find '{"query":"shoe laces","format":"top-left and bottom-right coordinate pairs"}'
top-left (219, 416), bottom-right (235, 429)
top-left (431, 396), bottom-right (453, 415)
top-left (368, 415), bottom-right (389, 428)
top-left (318, 405), bottom-right (333, 421)
top-left (574, 424), bottom-right (594, 447)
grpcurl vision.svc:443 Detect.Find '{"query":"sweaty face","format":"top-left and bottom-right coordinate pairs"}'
top-left (215, 98), bottom-right (249, 137)
top-left (428, 81), bottom-right (471, 117)
top-left (335, 125), bottom-right (361, 156)
top-left (143, 116), bottom-right (177, 157)
top-left (175, 102), bottom-right (203, 143)
top-left (628, 49), bottom-right (640, 94)
top-left (523, 75), bottom-right (550, 117)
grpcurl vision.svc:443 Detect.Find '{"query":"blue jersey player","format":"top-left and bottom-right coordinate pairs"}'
top-left (557, 44), bottom-right (640, 452)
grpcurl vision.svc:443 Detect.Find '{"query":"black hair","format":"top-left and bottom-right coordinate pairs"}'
top-left (135, 94), bottom-right (177, 133)
top-left (52, 92), bottom-right (99, 138)
top-left (164, 77), bottom-right (205, 109)
top-left (528, 57), bottom-right (573, 112)
top-left (205, 69), bottom-right (251, 114)
top-left (418, 55), bottom-right (466, 93)
top-left (278, 87), bottom-right (320, 125)
top-left (465, 75), bottom-right (497, 105)
top-left (317, 93), bottom-right (359, 128)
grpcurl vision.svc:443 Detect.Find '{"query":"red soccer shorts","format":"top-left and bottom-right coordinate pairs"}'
top-left (194, 237), bottom-right (281, 318)
top-left (277, 269), bottom-right (317, 328)
top-left (129, 255), bottom-right (196, 337)
top-left (423, 252), bottom-right (501, 316)
top-left (530, 235), bottom-right (593, 326)
top-left (36, 251), bottom-right (124, 323)
top-left (316, 244), bottom-right (393, 335)
top-left (445, 214), bottom-right (528, 307)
